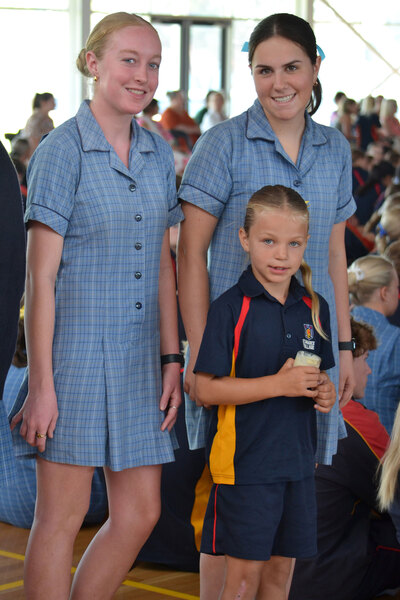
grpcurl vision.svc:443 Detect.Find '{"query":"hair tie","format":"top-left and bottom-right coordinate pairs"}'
top-left (352, 267), bottom-right (365, 282)
top-left (241, 41), bottom-right (249, 52)
top-left (377, 222), bottom-right (388, 237)
top-left (316, 44), bottom-right (325, 61)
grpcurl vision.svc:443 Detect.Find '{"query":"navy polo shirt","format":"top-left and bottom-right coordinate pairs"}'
top-left (194, 266), bottom-right (335, 485)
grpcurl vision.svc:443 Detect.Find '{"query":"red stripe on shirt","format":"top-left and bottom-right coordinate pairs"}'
top-left (233, 296), bottom-right (251, 359)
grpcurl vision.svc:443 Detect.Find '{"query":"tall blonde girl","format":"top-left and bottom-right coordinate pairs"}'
top-left (9, 12), bottom-right (182, 600)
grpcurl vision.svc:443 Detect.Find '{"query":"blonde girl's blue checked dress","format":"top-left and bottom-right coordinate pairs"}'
top-left (9, 101), bottom-right (184, 471)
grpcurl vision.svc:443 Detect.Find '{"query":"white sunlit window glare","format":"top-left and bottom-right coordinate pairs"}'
top-left (0, 3), bottom-right (73, 150)
top-left (313, 0), bottom-right (400, 126)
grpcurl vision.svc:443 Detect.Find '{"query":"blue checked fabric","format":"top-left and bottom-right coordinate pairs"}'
top-left (179, 99), bottom-right (356, 465)
top-left (352, 305), bottom-right (400, 434)
top-left (9, 101), bottom-right (183, 471)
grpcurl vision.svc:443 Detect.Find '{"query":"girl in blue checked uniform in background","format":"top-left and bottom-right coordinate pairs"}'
top-left (178, 13), bottom-right (355, 597)
top-left (9, 12), bottom-right (183, 600)
top-left (194, 185), bottom-right (336, 600)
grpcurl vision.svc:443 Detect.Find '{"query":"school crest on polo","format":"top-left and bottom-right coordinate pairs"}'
top-left (303, 324), bottom-right (315, 350)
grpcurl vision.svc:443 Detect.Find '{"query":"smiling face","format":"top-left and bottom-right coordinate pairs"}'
top-left (251, 35), bottom-right (320, 130)
top-left (239, 208), bottom-right (309, 300)
top-left (87, 25), bottom-right (161, 117)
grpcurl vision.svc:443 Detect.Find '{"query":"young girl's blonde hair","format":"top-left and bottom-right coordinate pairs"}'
top-left (379, 404), bottom-right (400, 510)
top-left (243, 185), bottom-right (328, 340)
top-left (76, 12), bottom-right (158, 78)
top-left (348, 255), bottom-right (396, 305)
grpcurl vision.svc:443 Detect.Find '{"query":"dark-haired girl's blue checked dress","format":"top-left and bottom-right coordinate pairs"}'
top-left (10, 101), bottom-right (183, 471)
top-left (180, 99), bottom-right (356, 465)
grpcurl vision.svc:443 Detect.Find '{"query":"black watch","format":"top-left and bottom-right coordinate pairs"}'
top-left (160, 353), bottom-right (184, 366)
top-left (338, 339), bottom-right (356, 351)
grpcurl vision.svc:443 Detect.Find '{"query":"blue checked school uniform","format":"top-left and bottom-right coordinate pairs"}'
top-left (9, 101), bottom-right (184, 470)
top-left (180, 99), bottom-right (356, 464)
top-left (1, 366), bottom-right (107, 527)
top-left (351, 305), bottom-right (400, 434)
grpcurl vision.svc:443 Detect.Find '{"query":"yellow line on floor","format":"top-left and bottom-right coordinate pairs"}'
top-left (0, 548), bottom-right (199, 599)
top-left (0, 580), bottom-right (24, 591)
top-left (0, 549), bottom-right (25, 561)
top-left (121, 579), bottom-right (199, 599)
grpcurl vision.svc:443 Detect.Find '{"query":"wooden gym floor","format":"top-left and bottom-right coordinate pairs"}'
top-left (2, 520), bottom-right (400, 599)
top-left (0, 521), bottom-right (200, 599)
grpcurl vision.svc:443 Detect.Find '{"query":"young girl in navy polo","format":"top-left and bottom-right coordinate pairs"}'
top-left (194, 185), bottom-right (336, 600)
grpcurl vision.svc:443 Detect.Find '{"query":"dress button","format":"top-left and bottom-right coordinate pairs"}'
top-left (135, 302), bottom-right (142, 310)
top-left (135, 242), bottom-right (142, 250)
top-left (286, 333), bottom-right (292, 339)
top-left (135, 271), bottom-right (142, 279)
top-left (293, 180), bottom-right (301, 187)
top-left (129, 183), bottom-right (136, 192)
top-left (135, 214), bottom-right (142, 222)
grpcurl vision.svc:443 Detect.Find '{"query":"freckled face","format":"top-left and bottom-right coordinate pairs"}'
top-left (89, 25), bottom-right (161, 116)
top-left (239, 208), bottom-right (309, 298)
top-left (251, 36), bottom-right (320, 130)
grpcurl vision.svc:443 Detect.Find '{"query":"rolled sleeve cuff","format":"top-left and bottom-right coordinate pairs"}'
top-left (334, 196), bottom-right (357, 225)
top-left (179, 183), bottom-right (226, 219)
top-left (25, 203), bottom-right (70, 237)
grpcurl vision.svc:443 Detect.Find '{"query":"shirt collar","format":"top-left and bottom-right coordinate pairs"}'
top-left (246, 99), bottom-right (328, 147)
top-left (238, 264), bottom-right (305, 305)
top-left (76, 100), bottom-right (155, 154)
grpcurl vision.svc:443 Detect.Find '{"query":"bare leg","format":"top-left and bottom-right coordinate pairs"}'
top-left (24, 458), bottom-right (94, 600)
top-left (285, 558), bottom-right (296, 599)
top-left (256, 556), bottom-right (293, 600)
top-left (70, 464), bottom-right (161, 600)
top-left (200, 553), bottom-right (226, 600)
top-left (221, 555), bottom-right (264, 600)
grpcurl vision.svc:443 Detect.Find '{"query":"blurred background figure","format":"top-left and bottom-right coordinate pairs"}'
top-left (22, 92), bottom-right (56, 155)
top-left (137, 99), bottom-right (189, 175)
top-left (0, 140), bottom-right (25, 487)
top-left (330, 90), bottom-right (346, 127)
top-left (161, 90), bottom-right (200, 153)
top-left (194, 90), bottom-right (216, 127)
top-left (335, 97), bottom-right (358, 146)
top-left (200, 91), bottom-right (227, 133)
top-left (355, 96), bottom-right (381, 151)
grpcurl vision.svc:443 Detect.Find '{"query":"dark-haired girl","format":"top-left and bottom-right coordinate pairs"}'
top-left (178, 14), bottom-right (355, 596)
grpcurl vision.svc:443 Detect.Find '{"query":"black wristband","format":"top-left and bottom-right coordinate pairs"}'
top-left (161, 353), bottom-right (184, 366)
top-left (338, 339), bottom-right (356, 351)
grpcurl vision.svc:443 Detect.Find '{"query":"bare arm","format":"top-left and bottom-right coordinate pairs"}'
top-left (196, 359), bottom-right (321, 406)
top-left (328, 221), bottom-right (354, 407)
top-left (158, 231), bottom-right (181, 431)
top-left (177, 202), bottom-right (218, 403)
top-left (10, 221), bottom-right (63, 452)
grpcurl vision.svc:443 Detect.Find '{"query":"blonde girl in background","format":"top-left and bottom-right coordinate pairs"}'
top-left (9, 12), bottom-right (182, 600)
top-left (349, 255), bottom-right (400, 434)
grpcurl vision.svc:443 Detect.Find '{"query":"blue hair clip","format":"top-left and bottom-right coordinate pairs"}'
top-left (316, 44), bottom-right (325, 61)
top-left (242, 41), bottom-right (249, 52)
top-left (377, 222), bottom-right (388, 237)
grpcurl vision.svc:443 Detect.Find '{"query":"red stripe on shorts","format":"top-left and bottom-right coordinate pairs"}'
top-left (212, 484), bottom-right (219, 554)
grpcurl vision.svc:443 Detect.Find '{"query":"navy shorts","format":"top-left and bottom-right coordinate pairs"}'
top-left (201, 477), bottom-right (317, 561)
